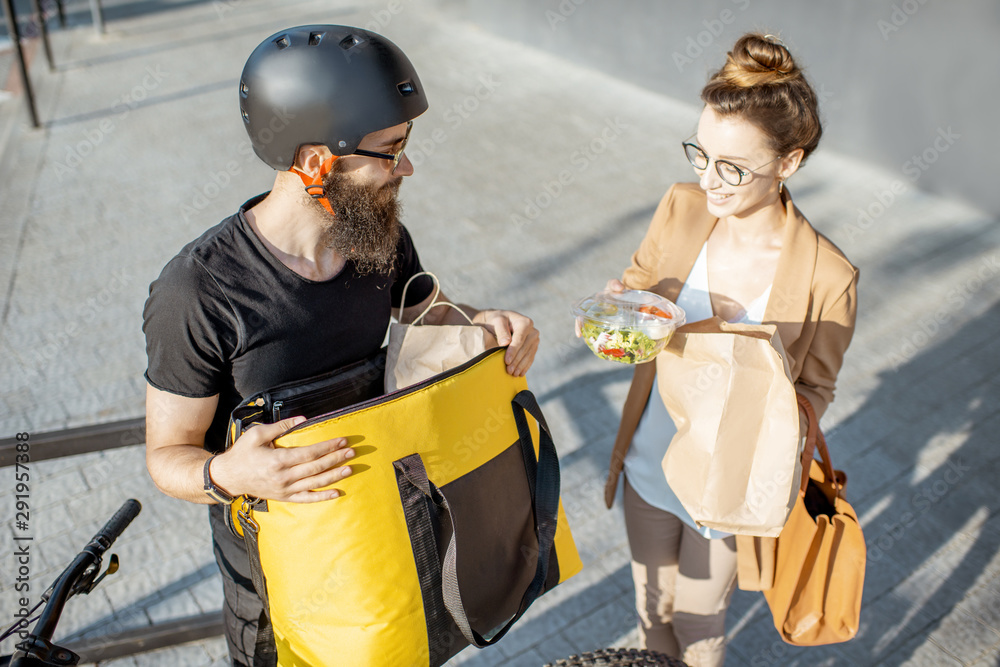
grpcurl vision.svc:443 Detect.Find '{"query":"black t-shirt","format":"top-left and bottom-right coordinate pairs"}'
top-left (142, 193), bottom-right (434, 453)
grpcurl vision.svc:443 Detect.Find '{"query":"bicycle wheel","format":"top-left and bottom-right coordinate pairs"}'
top-left (544, 647), bottom-right (688, 667)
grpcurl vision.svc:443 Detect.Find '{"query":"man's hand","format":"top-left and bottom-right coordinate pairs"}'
top-left (473, 309), bottom-right (540, 377)
top-left (210, 416), bottom-right (355, 503)
top-left (146, 384), bottom-right (355, 506)
top-left (403, 287), bottom-right (540, 377)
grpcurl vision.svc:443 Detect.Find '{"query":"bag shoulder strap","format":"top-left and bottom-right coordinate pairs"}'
top-left (236, 498), bottom-right (271, 611)
top-left (796, 394), bottom-right (841, 496)
top-left (448, 390), bottom-right (559, 645)
top-left (393, 389), bottom-right (560, 649)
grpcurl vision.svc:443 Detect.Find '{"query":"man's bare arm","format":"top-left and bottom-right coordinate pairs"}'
top-left (145, 383), bottom-right (355, 504)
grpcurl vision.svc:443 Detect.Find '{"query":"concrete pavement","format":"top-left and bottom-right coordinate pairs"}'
top-left (1, 0), bottom-right (998, 665)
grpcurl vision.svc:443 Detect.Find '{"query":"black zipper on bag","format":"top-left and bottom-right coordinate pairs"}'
top-left (243, 348), bottom-right (386, 423)
top-left (271, 386), bottom-right (376, 422)
top-left (269, 371), bottom-right (387, 421)
top-left (258, 347), bottom-right (384, 395)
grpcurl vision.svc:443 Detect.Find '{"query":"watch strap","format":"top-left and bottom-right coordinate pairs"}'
top-left (204, 455), bottom-right (235, 504)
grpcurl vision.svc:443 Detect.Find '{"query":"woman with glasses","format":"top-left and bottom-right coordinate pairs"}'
top-left (599, 33), bottom-right (859, 666)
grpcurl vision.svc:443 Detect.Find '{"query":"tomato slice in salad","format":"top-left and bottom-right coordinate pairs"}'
top-left (639, 305), bottom-right (672, 319)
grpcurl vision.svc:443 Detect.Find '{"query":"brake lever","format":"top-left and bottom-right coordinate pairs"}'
top-left (70, 554), bottom-right (119, 596)
top-left (84, 554), bottom-right (119, 592)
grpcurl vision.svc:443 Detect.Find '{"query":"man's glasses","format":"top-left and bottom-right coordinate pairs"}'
top-left (352, 120), bottom-right (413, 174)
top-left (681, 135), bottom-right (781, 186)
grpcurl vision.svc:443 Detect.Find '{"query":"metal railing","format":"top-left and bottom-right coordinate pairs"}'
top-left (2, 0), bottom-right (106, 128)
top-left (64, 611), bottom-right (224, 664)
top-left (0, 417), bottom-right (143, 467)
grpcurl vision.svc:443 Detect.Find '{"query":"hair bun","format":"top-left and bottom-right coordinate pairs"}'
top-left (720, 32), bottom-right (799, 87)
top-left (700, 31), bottom-right (822, 162)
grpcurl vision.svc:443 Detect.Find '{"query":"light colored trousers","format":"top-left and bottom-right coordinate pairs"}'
top-left (624, 479), bottom-right (738, 667)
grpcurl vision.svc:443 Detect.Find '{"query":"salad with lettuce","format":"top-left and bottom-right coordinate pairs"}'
top-left (580, 320), bottom-right (666, 363)
top-left (573, 289), bottom-right (686, 364)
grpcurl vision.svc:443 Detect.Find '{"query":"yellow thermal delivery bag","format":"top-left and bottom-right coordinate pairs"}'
top-left (230, 348), bottom-right (582, 666)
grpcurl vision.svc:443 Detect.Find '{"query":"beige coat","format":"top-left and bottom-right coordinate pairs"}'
top-left (604, 182), bottom-right (859, 508)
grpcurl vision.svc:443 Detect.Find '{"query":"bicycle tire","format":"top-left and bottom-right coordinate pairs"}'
top-left (544, 647), bottom-right (688, 667)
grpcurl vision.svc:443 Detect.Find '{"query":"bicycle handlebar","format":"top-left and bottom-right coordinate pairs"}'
top-left (86, 499), bottom-right (141, 557)
top-left (9, 499), bottom-right (141, 667)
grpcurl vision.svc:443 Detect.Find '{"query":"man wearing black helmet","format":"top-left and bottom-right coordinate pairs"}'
top-left (141, 25), bottom-right (539, 665)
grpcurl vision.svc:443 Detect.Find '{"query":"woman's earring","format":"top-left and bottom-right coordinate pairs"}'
top-left (778, 179), bottom-right (785, 194)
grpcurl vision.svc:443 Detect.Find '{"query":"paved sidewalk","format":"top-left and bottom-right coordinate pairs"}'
top-left (1, 1), bottom-right (998, 666)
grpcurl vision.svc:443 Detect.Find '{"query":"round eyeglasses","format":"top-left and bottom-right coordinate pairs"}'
top-left (681, 137), bottom-right (782, 186)
top-left (352, 120), bottom-right (413, 174)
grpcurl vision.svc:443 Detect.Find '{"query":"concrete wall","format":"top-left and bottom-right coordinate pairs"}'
top-left (431, 0), bottom-right (997, 216)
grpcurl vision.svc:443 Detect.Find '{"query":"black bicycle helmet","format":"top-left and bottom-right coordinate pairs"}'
top-left (239, 25), bottom-right (428, 170)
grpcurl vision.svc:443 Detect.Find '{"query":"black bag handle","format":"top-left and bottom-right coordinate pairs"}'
top-left (394, 389), bottom-right (560, 648)
top-left (235, 503), bottom-right (279, 666)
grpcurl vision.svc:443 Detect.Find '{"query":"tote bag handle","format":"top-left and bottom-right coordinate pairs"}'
top-left (796, 394), bottom-right (841, 497)
top-left (393, 390), bottom-right (560, 648)
top-left (397, 271), bottom-right (476, 326)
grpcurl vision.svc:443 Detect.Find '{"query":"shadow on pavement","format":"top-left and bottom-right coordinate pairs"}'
top-left (723, 265), bottom-right (1000, 664)
top-left (838, 297), bottom-right (1000, 666)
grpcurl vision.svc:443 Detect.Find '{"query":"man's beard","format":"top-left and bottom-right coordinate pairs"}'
top-left (319, 167), bottom-right (403, 275)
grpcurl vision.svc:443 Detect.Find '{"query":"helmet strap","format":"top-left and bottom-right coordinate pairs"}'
top-left (290, 155), bottom-right (338, 215)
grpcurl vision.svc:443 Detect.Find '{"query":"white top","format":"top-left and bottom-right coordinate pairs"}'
top-left (623, 241), bottom-right (772, 539)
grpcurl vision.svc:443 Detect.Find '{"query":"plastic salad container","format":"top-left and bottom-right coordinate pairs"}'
top-left (572, 289), bottom-right (686, 364)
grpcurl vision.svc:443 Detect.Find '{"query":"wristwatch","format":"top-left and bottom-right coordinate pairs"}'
top-left (203, 455), bottom-right (235, 504)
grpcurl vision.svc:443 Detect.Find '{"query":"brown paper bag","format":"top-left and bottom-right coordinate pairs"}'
top-left (657, 316), bottom-right (801, 537)
top-left (385, 272), bottom-right (496, 393)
